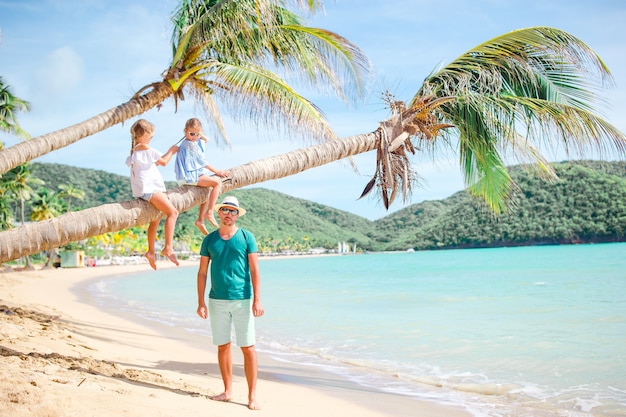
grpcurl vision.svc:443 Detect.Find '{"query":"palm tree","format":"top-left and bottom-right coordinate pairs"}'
top-left (0, 76), bottom-right (31, 142)
top-left (2, 163), bottom-right (44, 266)
top-left (3, 164), bottom-right (44, 226)
top-left (1, 27), bottom-right (625, 264)
top-left (57, 184), bottom-right (85, 212)
top-left (0, 76), bottom-right (30, 230)
top-left (0, 191), bottom-right (13, 230)
top-left (31, 189), bottom-right (64, 268)
top-left (31, 189), bottom-right (64, 221)
top-left (0, 0), bottom-right (371, 175)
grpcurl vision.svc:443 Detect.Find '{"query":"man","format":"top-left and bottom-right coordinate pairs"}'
top-left (196, 196), bottom-right (264, 410)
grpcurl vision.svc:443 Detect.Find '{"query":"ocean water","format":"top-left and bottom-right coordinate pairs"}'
top-left (85, 243), bottom-right (626, 417)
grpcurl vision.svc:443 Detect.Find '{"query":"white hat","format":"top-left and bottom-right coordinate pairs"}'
top-left (214, 196), bottom-right (246, 216)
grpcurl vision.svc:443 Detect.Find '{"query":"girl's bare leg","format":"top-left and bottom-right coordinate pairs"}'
top-left (198, 177), bottom-right (222, 229)
top-left (145, 219), bottom-right (159, 270)
top-left (149, 193), bottom-right (179, 266)
top-left (205, 201), bottom-right (219, 229)
top-left (195, 201), bottom-right (209, 235)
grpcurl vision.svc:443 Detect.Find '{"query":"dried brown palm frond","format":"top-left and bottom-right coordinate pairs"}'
top-left (359, 91), bottom-right (455, 209)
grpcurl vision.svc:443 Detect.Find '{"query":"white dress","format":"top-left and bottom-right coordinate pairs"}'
top-left (125, 148), bottom-right (166, 198)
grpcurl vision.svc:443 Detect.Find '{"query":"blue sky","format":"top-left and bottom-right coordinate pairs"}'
top-left (1, 0), bottom-right (625, 220)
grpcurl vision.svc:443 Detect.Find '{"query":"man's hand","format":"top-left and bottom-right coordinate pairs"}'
top-left (252, 300), bottom-right (264, 317)
top-left (197, 304), bottom-right (208, 319)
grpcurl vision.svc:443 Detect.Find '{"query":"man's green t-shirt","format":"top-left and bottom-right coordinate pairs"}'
top-left (200, 228), bottom-right (258, 300)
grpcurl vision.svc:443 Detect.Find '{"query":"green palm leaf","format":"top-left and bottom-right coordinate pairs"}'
top-left (0, 77), bottom-right (31, 141)
top-left (415, 26), bottom-right (625, 212)
top-left (166, 0), bottom-right (371, 144)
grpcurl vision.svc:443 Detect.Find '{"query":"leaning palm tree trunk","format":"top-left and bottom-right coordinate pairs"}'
top-left (0, 84), bottom-right (172, 175)
top-left (0, 130), bottom-right (380, 263)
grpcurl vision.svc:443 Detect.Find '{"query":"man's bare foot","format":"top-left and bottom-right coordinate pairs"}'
top-left (248, 400), bottom-right (261, 410)
top-left (207, 216), bottom-right (219, 229)
top-left (145, 252), bottom-right (157, 270)
top-left (160, 250), bottom-right (179, 266)
top-left (210, 392), bottom-right (231, 402)
top-left (195, 220), bottom-right (209, 235)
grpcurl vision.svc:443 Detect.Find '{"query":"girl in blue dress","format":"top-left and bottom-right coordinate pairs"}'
top-left (174, 118), bottom-right (230, 235)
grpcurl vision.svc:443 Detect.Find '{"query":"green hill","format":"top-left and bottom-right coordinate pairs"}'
top-left (25, 160), bottom-right (626, 253)
top-left (373, 160), bottom-right (626, 251)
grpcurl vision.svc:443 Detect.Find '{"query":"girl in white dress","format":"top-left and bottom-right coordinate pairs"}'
top-left (126, 119), bottom-right (179, 269)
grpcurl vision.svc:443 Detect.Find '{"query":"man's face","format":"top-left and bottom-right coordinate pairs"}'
top-left (218, 206), bottom-right (239, 224)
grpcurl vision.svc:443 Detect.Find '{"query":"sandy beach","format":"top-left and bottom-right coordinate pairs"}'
top-left (0, 260), bottom-right (470, 417)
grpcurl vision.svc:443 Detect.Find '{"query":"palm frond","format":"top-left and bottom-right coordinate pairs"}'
top-left (165, 0), bottom-right (372, 147)
top-left (413, 26), bottom-right (626, 212)
top-left (187, 77), bottom-right (231, 147)
top-left (273, 25), bottom-right (372, 102)
top-left (205, 61), bottom-right (337, 142)
top-left (0, 77), bottom-right (31, 140)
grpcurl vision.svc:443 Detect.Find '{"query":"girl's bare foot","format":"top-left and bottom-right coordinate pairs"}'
top-left (160, 250), bottom-right (179, 266)
top-left (207, 216), bottom-right (219, 229)
top-left (145, 252), bottom-right (157, 270)
top-left (248, 400), bottom-right (261, 410)
top-left (195, 220), bottom-right (209, 235)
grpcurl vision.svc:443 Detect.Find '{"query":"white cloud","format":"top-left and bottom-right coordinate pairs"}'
top-left (35, 46), bottom-right (85, 97)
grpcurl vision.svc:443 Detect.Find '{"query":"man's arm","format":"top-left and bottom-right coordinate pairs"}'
top-left (248, 252), bottom-right (264, 317)
top-left (196, 255), bottom-right (210, 319)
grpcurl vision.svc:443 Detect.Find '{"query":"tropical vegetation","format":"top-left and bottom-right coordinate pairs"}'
top-left (0, 76), bottom-right (30, 142)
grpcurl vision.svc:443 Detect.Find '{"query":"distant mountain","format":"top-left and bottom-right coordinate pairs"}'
top-left (30, 160), bottom-right (626, 251)
top-left (31, 163), bottom-right (133, 206)
top-left (373, 160), bottom-right (626, 251)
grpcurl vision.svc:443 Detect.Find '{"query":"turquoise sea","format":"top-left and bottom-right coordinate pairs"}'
top-left (84, 243), bottom-right (626, 417)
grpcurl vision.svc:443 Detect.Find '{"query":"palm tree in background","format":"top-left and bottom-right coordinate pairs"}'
top-left (31, 189), bottom-right (64, 221)
top-left (57, 184), bottom-right (85, 212)
top-left (3, 164), bottom-right (44, 226)
top-left (30, 188), bottom-right (64, 267)
top-left (2, 163), bottom-right (44, 267)
top-left (0, 0), bottom-right (371, 175)
top-left (1, 24), bottom-right (625, 262)
top-left (0, 77), bottom-right (30, 231)
top-left (0, 192), bottom-right (13, 230)
top-left (0, 76), bottom-right (30, 143)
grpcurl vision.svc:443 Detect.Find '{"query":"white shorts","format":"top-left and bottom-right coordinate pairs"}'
top-left (208, 298), bottom-right (255, 347)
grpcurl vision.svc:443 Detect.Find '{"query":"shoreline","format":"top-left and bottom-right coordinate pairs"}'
top-left (1, 261), bottom-right (470, 417)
